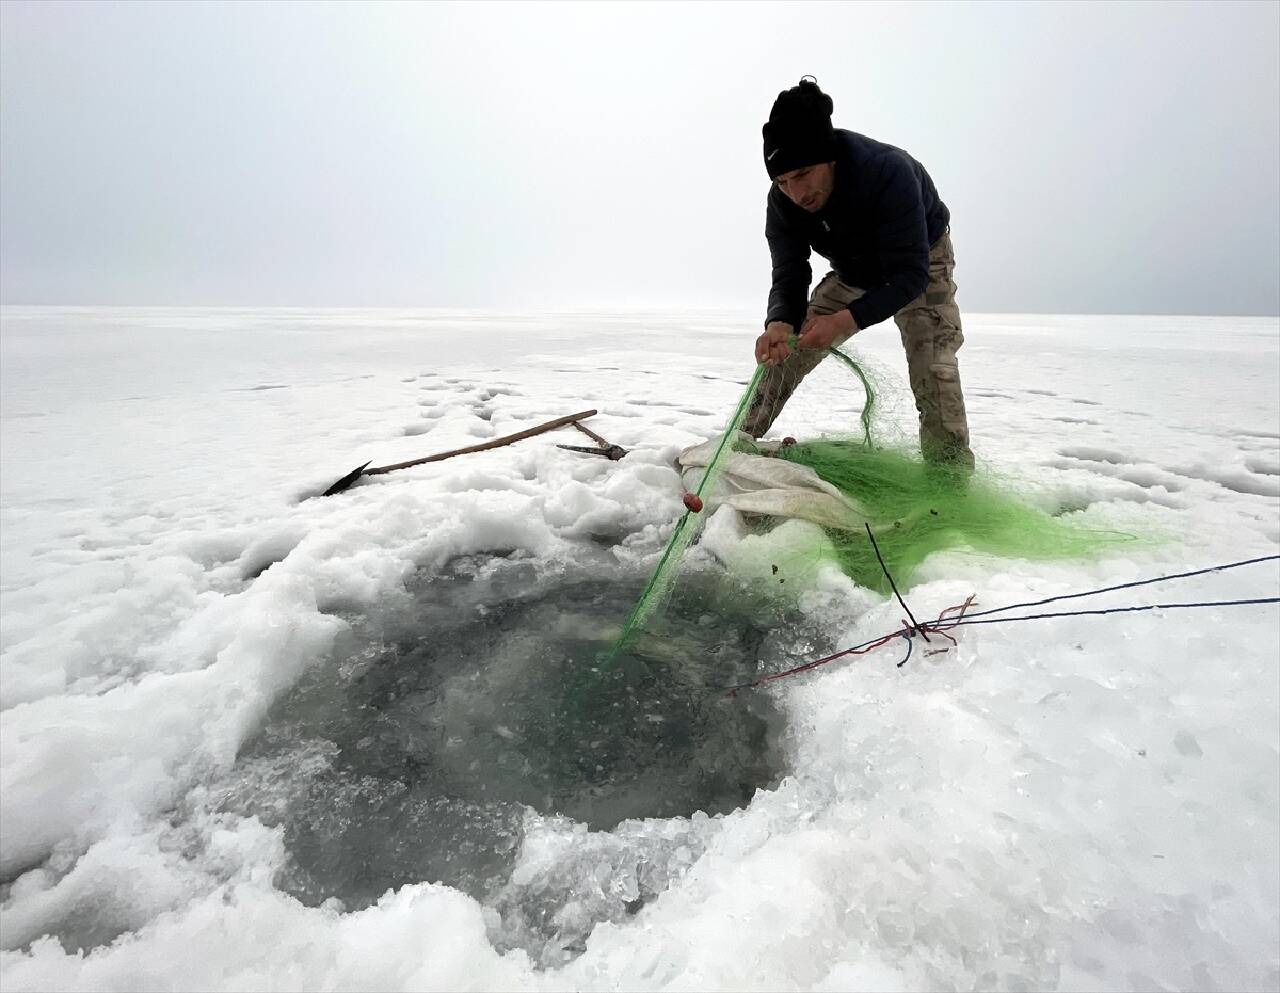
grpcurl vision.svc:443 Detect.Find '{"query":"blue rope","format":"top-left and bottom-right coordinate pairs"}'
top-left (729, 554), bottom-right (1280, 693)
top-left (960, 554), bottom-right (1280, 622)
top-left (949, 597), bottom-right (1279, 628)
top-left (829, 599), bottom-right (1276, 662)
top-left (895, 630), bottom-right (913, 668)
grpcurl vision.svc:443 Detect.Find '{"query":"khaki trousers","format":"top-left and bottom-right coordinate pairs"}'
top-left (744, 230), bottom-right (974, 469)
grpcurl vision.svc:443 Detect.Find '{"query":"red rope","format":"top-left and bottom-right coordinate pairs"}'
top-left (725, 596), bottom-right (978, 695)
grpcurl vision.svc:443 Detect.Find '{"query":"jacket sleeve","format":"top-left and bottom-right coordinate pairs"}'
top-left (764, 193), bottom-right (811, 331)
top-left (847, 152), bottom-right (930, 331)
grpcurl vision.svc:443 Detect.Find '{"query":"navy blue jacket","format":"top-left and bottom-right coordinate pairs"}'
top-left (765, 129), bottom-right (950, 332)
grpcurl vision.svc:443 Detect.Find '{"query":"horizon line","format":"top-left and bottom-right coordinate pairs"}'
top-left (1, 303), bottom-right (1277, 321)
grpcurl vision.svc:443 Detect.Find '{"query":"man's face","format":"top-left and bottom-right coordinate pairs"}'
top-left (775, 162), bottom-right (835, 212)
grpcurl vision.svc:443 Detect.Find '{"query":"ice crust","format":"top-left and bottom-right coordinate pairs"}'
top-left (1, 308), bottom-right (1278, 991)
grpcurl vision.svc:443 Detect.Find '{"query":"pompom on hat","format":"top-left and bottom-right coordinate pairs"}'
top-left (762, 76), bottom-right (836, 179)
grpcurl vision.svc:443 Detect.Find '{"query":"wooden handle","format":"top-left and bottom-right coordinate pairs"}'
top-left (364, 409), bottom-right (599, 475)
top-left (572, 420), bottom-right (610, 447)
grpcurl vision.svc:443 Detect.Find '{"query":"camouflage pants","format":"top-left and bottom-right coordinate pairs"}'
top-left (743, 230), bottom-right (974, 469)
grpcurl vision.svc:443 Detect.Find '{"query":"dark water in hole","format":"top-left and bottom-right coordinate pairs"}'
top-left (218, 556), bottom-right (822, 947)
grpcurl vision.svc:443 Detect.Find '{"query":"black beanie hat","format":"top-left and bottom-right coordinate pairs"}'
top-left (762, 76), bottom-right (836, 179)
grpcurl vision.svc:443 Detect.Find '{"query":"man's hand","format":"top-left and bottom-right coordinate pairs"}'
top-left (797, 309), bottom-right (856, 351)
top-left (754, 321), bottom-right (795, 366)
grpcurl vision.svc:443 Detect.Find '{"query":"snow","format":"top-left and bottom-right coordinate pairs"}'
top-left (1, 306), bottom-right (1277, 991)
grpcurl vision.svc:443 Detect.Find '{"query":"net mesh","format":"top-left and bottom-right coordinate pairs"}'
top-left (606, 341), bottom-right (1137, 661)
top-left (774, 439), bottom-right (1126, 593)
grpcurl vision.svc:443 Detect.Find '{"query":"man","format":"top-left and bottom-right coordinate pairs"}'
top-left (748, 77), bottom-right (975, 472)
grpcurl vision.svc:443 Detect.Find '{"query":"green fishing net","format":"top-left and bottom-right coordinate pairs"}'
top-left (606, 343), bottom-right (1136, 661)
top-left (773, 439), bottom-right (1123, 592)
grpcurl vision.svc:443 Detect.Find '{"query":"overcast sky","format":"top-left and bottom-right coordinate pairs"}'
top-left (1, 0), bottom-right (1277, 315)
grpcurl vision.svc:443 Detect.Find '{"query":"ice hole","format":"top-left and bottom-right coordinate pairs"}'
top-left (220, 555), bottom-right (815, 948)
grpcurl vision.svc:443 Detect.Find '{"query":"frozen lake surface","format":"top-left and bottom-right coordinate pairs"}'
top-left (1, 307), bottom-right (1277, 990)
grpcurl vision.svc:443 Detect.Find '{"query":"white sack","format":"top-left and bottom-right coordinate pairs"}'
top-left (677, 433), bottom-right (870, 531)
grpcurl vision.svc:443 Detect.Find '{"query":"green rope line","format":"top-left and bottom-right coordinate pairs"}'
top-left (603, 361), bottom-right (767, 664)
